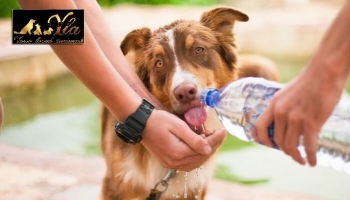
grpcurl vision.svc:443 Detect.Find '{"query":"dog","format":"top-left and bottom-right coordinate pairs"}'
top-left (33, 24), bottom-right (42, 35)
top-left (43, 27), bottom-right (54, 35)
top-left (100, 6), bottom-right (279, 200)
top-left (14, 19), bottom-right (36, 35)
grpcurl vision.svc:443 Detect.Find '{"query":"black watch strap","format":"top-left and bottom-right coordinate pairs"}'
top-left (125, 98), bottom-right (154, 133)
top-left (115, 99), bottom-right (154, 144)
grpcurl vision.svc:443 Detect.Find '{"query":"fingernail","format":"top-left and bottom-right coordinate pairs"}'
top-left (203, 145), bottom-right (212, 155)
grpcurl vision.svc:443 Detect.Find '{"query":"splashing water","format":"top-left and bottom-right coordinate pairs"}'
top-left (196, 167), bottom-right (203, 197)
top-left (184, 172), bottom-right (188, 198)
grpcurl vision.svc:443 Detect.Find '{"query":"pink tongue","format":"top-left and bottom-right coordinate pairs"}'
top-left (184, 107), bottom-right (207, 126)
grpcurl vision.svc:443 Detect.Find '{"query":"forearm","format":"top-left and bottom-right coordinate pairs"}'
top-left (71, 0), bottom-right (164, 109)
top-left (51, 27), bottom-right (142, 120)
top-left (305, 0), bottom-right (350, 84)
top-left (17, 0), bottom-right (141, 121)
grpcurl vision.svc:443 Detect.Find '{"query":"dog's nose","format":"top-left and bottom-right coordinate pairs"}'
top-left (173, 83), bottom-right (197, 103)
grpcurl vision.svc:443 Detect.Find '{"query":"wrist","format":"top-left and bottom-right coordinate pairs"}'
top-left (114, 98), bottom-right (155, 144)
top-left (302, 57), bottom-right (347, 94)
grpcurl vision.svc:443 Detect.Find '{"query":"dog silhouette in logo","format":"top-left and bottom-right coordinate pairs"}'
top-left (43, 27), bottom-right (54, 35)
top-left (33, 24), bottom-right (42, 35)
top-left (14, 19), bottom-right (36, 35)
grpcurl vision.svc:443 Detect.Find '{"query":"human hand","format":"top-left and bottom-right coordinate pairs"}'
top-left (141, 109), bottom-right (226, 171)
top-left (254, 69), bottom-right (343, 166)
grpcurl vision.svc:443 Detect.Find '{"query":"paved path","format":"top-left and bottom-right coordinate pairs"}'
top-left (0, 143), bottom-right (324, 200)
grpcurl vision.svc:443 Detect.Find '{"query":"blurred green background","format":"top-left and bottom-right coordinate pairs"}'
top-left (1, 0), bottom-right (221, 18)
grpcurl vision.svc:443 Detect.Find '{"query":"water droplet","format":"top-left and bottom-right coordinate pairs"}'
top-left (184, 172), bottom-right (188, 199)
top-left (196, 168), bottom-right (200, 177)
top-left (195, 195), bottom-right (199, 199)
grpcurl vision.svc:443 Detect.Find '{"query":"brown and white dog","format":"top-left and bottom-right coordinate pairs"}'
top-left (101, 7), bottom-right (278, 200)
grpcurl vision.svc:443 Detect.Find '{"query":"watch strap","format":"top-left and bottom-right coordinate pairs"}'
top-left (115, 99), bottom-right (154, 144)
top-left (125, 98), bottom-right (154, 134)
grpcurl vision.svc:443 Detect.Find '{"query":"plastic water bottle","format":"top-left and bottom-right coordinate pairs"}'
top-left (201, 77), bottom-right (350, 175)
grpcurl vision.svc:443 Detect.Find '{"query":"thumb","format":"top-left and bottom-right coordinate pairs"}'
top-left (174, 121), bottom-right (212, 155)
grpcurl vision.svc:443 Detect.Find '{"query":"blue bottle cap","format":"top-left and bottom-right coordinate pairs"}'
top-left (201, 88), bottom-right (219, 107)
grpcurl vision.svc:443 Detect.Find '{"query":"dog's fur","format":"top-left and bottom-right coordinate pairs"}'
top-left (101, 7), bottom-right (278, 200)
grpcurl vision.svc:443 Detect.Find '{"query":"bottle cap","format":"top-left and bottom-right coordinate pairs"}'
top-left (201, 88), bottom-right (219, 107)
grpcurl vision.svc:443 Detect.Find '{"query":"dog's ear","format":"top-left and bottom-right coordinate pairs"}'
top-left (120, 27), bottom-right (151, 55)
top-left (200, 7), bottom-right (248, 34)
top-left (120, 28), bottom-right (152, 91)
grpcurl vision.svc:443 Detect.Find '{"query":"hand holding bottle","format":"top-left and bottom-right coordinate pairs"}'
top-left (254, 70), bottom-right (344, 166)
top-left (255, 0), bottom-right (350, 166)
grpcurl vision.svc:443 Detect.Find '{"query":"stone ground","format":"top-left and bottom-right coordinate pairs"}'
top-left (0, 143), bottom-right (324, 200)
top-left (0, 3), bottom-right (341, 200)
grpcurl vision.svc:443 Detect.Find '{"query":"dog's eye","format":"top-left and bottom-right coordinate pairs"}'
top-left (195, 47), bottom-right (204, 54)
top-left (155, 60), bottom-right (163, 68)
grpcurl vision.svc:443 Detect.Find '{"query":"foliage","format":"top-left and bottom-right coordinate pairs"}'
top-left (0, 0), bottom-right (20, 18)
top-left (1, 0), bottom-right (218, 18)
top-left (215, 164), bottom-right (269, 185)
top-left (96, 0), bottom-right (218, 7)
top-left (218, 134), bottom-right (254, 152)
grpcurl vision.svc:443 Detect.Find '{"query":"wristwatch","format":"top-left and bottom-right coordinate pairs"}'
top-left (114, 99), bottom-right (154, 144)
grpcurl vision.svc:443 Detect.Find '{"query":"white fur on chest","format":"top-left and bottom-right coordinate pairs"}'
top-left (115, 132), bottom-right (219, 199)
top-left (116, 150), bottom-right (216, 199)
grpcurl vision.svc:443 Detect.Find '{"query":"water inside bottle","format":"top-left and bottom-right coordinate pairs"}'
top-left (213, 80), bottom-right (350, 175)
top-left (219, 115), bottom-right (250, 141)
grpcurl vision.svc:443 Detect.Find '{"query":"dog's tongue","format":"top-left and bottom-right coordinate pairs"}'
top-left (184, 107), bottom-right (207, 126)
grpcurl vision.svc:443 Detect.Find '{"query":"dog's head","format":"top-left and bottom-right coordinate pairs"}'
top-left (121, 7), bottom-right (248, 124)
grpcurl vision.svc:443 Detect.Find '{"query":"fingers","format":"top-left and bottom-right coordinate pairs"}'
top-left (205, 128), bottom-right (227, 149)
top-left (174, 120), bottom-right (213, 155)
top-left (303, 129), bottom-right (318, 167)
top-left (255, 103), bottom-right (274, 147)
top-left (254, 98), bottom-right (310, 166)
top-left (273, 104), bottom-right (287, 149)
top-left (165, 128), bottom-right (226, 171)
top-left (283, 116), bottom-right (305, 165)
